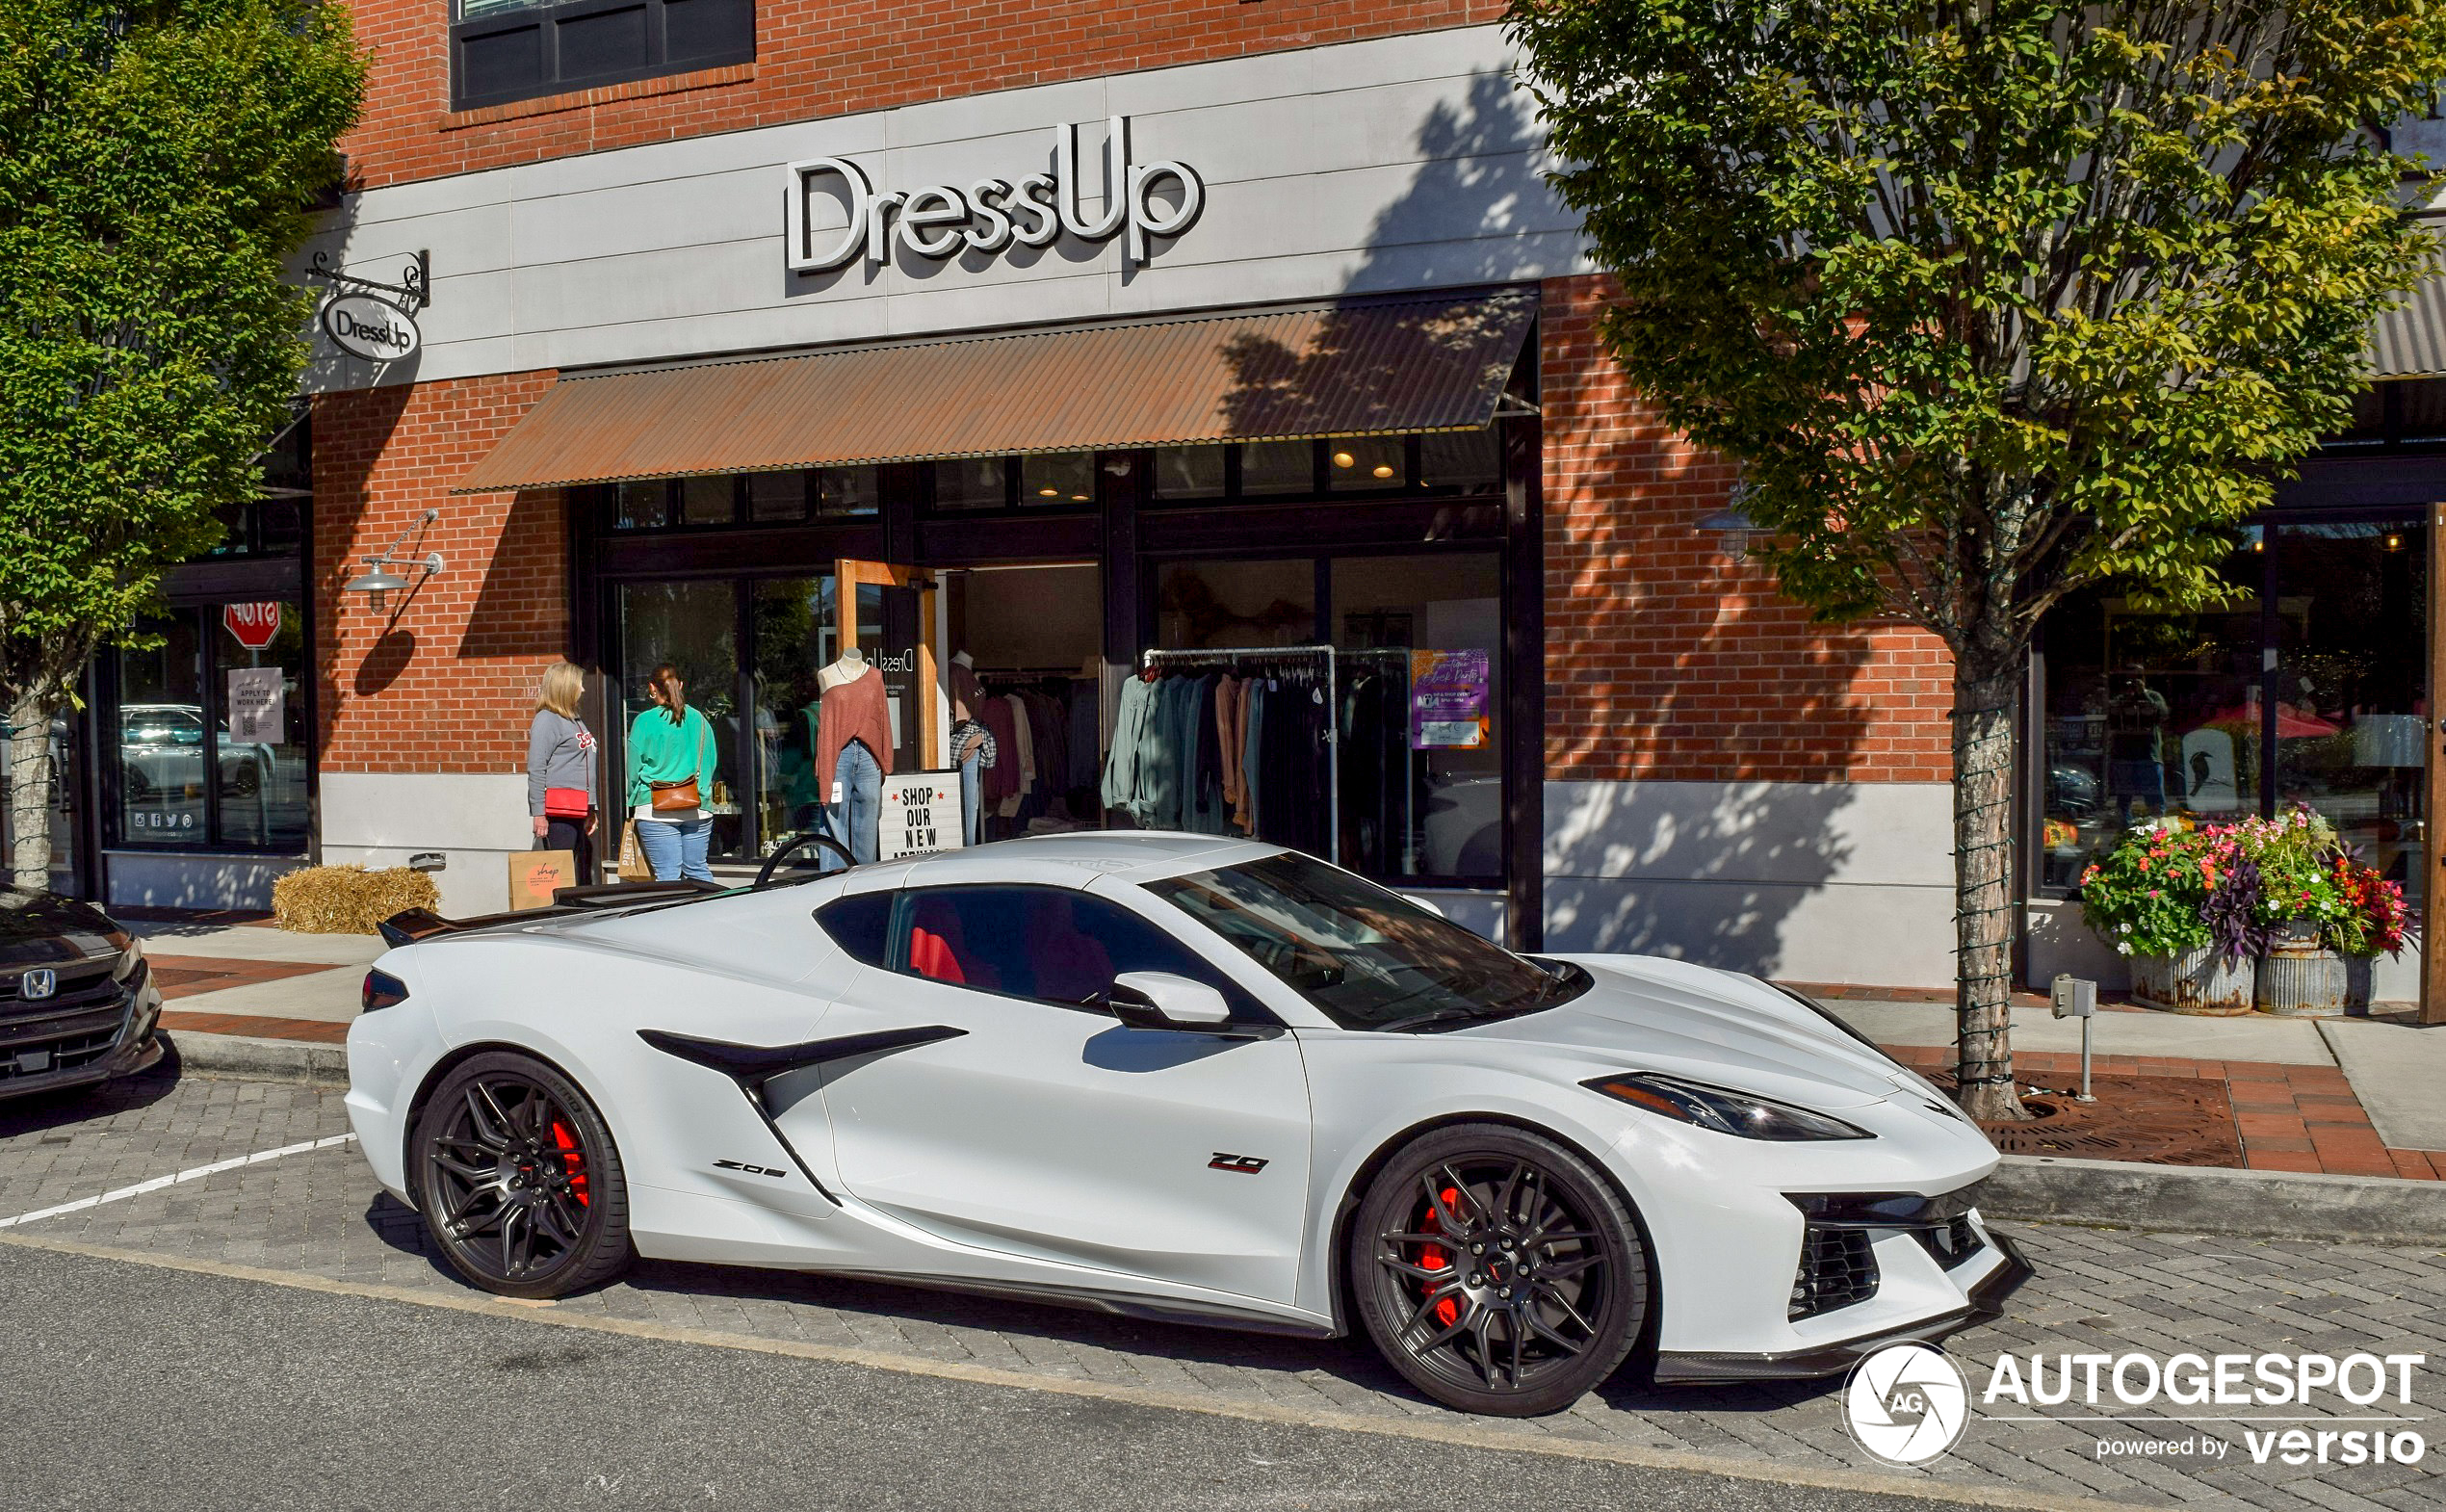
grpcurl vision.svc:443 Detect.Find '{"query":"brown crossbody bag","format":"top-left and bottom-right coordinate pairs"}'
top-left (649, 777), bottom-right (700, 812)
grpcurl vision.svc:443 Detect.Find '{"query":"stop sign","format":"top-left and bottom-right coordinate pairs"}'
top-left (222, 601), bottom-right (281, 650)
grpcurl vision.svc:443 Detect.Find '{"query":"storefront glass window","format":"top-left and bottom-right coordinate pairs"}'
top-left (2037, 557), bottom-right (2262, 890)
top-left (2038, 519), bottom-right (2426, 904)
top-left (1153, 445), bottom-right (1225, 500)
top-left (1333, 554), bottom-right (1503, 881)
top-left (1327, 436), bottom-right (1404, 492)
top-left (215, 605), bottom-right (310, 850)
top-left (1157, 559), bottom-right (1316, 647)
top-left (933, 456), bottom-right (1008, 510)
top-left (2274, 521), bottom-right (2427, 907)
top-left (615, 481), bottom-right (668, 530)
top-left (816, 466), bottom-right (878, 518)
top-left (679, 475), bottom-right (736, 525)
top-left (1239, 440), bottom-right (1314, 496)
top-left (109, 603), bottom-right (307, 851)
top-left (1420, 429), bottom-right (1501, 493)
top-left (1021, 452), bottom-right (1094, 505)
top-left (116, 616), bottom-right (206, 846)
top-left (749, 577), bottom-right (838, 852)
top-left (615, 581), bottom-right (743, 860)
top-left (746, 472), bottom-right (804, 523)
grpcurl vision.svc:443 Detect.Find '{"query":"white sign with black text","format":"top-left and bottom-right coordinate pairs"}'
top-left (878, 770), bottom-right (965, 861)
top-left (321, 292), bottom-right (421, 362)
top-left (225, 666), bottom-right (285, 743)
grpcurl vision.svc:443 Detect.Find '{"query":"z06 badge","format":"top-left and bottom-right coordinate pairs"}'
top-left (1209, 1153), bottom-right (1268, 1175)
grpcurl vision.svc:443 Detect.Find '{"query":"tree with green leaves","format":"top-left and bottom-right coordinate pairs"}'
top-left (0, 0), bottom-right (364, 889)
top-left (1508, 0), bottom-right (2445, 1118)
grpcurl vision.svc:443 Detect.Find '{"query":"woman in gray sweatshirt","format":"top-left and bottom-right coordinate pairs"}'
top-left (528, 661), bottom-right (599, 880)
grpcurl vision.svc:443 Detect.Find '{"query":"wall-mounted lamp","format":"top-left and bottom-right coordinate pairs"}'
top-left (1696, 477), bottom-right (1773, 554)
top-left (347, 508), bottom-right (446, 612)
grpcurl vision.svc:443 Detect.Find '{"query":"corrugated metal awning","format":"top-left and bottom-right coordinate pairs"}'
top-left (2370, 272), bottom-right (2446, 379)
top-left (455, 290), bottom-right (1535, 493)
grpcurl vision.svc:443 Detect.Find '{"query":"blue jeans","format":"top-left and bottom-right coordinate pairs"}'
top-left (959, 750), bottom-right (981, 847)
top-left (636, 814), bottom-right (713, 882)
top-left (821, 739), bottom-right (883, 870)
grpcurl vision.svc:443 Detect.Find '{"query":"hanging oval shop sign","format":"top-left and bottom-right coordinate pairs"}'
top-left (321, 292), bottom-right (421, 362)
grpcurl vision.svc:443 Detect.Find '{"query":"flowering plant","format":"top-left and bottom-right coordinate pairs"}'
top-left (2083, 805), bottom-right (2415, 959)
top-left (2328, 853), bottom-right (2415, 957)
top-left (2078, 825), bottom-right (2214, 956)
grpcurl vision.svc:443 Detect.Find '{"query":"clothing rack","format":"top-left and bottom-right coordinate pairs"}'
top-left (1140, 644), bottom-right (1339, 863)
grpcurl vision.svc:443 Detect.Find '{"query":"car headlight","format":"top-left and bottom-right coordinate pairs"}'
top-left (108, 932), bottom-right (145, 983)
top-left (1585, 1072), bottom-right (1873, 1141)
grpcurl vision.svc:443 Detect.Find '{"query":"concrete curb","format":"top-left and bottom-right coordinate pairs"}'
top-left (162, 1030), bottom-right (347, 1088)
top-left (1975, 1154), bottom-right (2446, 1246)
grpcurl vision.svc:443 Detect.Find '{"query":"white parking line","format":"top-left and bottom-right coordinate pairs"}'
top-left (0, 1133), bottom-right (357, 1230)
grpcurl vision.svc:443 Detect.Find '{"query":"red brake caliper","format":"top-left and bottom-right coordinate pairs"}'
top-left (1418, 1186), bottom-right (1464, 1328)
top-left (550, 1119), bottom-right (588, 1207)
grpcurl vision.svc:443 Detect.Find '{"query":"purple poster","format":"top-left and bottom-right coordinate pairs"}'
top-left (1410, 649), bottom-right (1490, 749)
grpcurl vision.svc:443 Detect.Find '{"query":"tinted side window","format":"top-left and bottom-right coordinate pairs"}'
top-left (815, 892), bottom-right (893, 967)
top-left (893, 885), bottom-right (1273, 1022)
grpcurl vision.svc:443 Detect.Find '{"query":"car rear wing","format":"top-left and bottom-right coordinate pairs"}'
top-left (375, 878), bottom-right (728, 949)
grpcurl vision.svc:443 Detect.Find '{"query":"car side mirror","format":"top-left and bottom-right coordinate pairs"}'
top-left (1108, 971), bottom-right (1234, 1031)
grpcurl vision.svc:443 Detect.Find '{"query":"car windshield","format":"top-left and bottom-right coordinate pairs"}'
top-left (1143, 852), bottom-right (1583, 1030)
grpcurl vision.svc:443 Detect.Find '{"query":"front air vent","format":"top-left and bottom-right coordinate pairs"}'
top-left (1789, 1227), bottom-right (1880, 1318)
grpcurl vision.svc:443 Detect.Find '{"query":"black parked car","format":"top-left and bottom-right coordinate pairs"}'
top-left (0, 889), bottom-right (163, 1101)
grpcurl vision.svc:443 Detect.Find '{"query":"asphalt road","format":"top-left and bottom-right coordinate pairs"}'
top-left (1, 1243), bottom-right (2005, 1512)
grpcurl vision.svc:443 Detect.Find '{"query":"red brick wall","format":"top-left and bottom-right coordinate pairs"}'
top-left (341, 1), bottom-right (1501, 190)
top-left (312, 373), bottom-right (566, 773)
top-left (1539, 274), bottom-right (1955, 783)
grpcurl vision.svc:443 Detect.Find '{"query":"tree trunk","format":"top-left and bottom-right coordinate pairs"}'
top-left (5, 687), bottom-right (58, 893)
top-left (1951, 659), bottom-right (2028, 1122)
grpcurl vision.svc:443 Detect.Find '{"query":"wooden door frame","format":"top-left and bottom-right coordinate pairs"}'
top-left (836, 557), bottom-right (943, 767)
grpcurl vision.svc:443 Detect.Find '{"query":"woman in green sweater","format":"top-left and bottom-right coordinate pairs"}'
top-left (627, 663), bottom-right (718, 883)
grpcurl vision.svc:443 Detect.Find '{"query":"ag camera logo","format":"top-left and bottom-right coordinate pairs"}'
top-left (1846, 1343), bottom-right (1970, 1466)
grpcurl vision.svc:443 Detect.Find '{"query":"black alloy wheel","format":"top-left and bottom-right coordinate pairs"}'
top-left (1349, 1124), bottom-right (1648, 1416)
top-left (412, 1052), bottom-right (633, 1299)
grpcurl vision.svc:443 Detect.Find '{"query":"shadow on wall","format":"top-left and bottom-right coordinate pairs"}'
top-left (1543, 781), bottom-right (1861, 974)
top-left (458, 487), bottom-right (566, 661)
top-left (1269, 65), bottom-right (1921, 980)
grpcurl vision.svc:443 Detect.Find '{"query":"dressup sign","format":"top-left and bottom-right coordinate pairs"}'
top-left (787, 117), bottom-right (1203, 274)
top-left (320, 293), bottom-right (421, 362)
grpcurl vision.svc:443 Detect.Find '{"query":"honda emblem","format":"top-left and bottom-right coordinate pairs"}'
top-left (20, 969), bottom-right (55, 1001)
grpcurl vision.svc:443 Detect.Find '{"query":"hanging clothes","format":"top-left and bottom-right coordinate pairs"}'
top-left (1102, 674), bottom-right (1157, 822)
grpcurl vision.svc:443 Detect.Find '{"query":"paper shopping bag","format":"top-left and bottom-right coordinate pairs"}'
top-left (509, 848), bottom-right (576, 910)
top-left (616, 820), bottom-right (651, 881)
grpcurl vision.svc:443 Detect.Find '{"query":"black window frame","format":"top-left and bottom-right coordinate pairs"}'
top-left (450, 0), bottom-right (756, 114)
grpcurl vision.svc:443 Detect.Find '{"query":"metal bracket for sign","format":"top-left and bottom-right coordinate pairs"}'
top-left (306, 248), bottom-right (431, 313)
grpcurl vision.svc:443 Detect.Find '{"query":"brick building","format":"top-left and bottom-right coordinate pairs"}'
top-left (49, 2), bottom-right (2438, 1000)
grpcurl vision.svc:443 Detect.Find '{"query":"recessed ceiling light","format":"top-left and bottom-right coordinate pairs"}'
top-left (1372, 464), bottom-right (1395, 479)
top-left (1332, 451), bottom-right (1355, 468)
top-left (1038, 487), bottom-right (1059, 497)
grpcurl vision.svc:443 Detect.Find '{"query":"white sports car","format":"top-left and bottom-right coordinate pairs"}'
top-left (345, 834), bottom-right (2029, 1416)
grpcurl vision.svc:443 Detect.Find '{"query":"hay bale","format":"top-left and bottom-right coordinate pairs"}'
top-left (272, 864), bottom-right (441, 935)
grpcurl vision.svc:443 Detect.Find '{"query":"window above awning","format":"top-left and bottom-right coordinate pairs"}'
top-left (454, 290), bottom-right (1537, 494)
